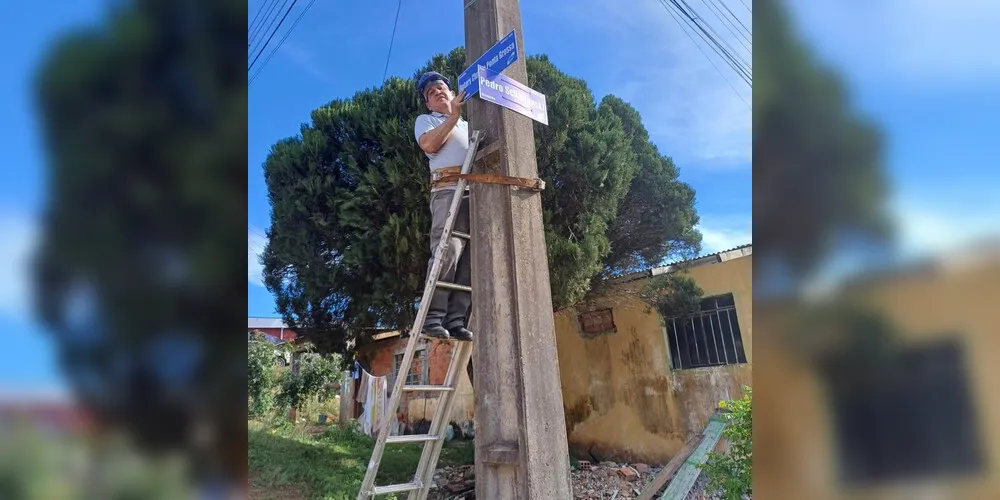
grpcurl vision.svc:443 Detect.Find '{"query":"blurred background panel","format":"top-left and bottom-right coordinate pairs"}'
top-left (0, 0), bottom-right (246, 497)
top-left (755, 0), bottom-right (1000, 498)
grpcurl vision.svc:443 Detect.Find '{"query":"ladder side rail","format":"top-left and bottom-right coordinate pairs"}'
top-left (411, 341), bottom-right (474, 500)
top-left (356, 130), bottom-right (483, 499)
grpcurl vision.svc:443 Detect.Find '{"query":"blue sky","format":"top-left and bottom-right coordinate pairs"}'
top-left (3, 0), bottom-right (999, 394)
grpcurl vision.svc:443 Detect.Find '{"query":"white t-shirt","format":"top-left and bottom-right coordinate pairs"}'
top-left (414, 112), bottom-right (469, 188)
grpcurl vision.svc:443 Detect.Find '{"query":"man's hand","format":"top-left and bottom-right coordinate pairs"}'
top-left (449, 90), bottom-right (466, 117)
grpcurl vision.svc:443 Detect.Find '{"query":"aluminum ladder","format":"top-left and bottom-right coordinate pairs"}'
top-left (356, 130), bottom-right (482, 499)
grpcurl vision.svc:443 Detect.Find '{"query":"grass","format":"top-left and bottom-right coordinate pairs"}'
top-left (248, 419), bottom-right (475, 500)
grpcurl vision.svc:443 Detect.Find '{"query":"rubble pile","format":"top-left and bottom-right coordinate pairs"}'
top-left (428, 461), bottom-right (678, 500)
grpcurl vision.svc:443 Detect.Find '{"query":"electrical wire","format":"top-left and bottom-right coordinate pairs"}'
top-left (382, 0), bottom-right (403, 83)
top-left (249, 0), bottom-right (300, 72)
top-left (675, 0), bottom-right (751, 82)
top-left (710, 0), bottom-right (751, 37)
top-left (249, 0), bottom-right (285, 54)
top-left (250, 0), bottom-right (319, 85)
top-left (701, 0), bottom-right (751, 49)
top-left (248, 0), bottom-right (274, 36)
top-left (663, 0), bottom-right (751, 86)
top-left (657, 0), bottom-right (749, 110)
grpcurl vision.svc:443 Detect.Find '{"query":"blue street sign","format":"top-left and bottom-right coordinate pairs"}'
top-left (477, 65), bottom-right (548, 125)
top-left (458, 30), bottom-right (518, 101)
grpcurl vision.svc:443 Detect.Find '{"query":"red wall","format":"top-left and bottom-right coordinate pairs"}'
top-left (249, 327), bottom-right (297, 342)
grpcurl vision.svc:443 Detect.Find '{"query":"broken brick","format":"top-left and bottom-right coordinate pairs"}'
top-left (633, 463), bottom-right (649, 474)
top-left (618, 466), bottom-right (637, 481)
top-left (577, 460), bottom-right (592, 471)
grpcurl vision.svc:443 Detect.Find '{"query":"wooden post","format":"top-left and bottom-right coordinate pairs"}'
top-left (463, 1), bottom-right (573, 498)
top-left (340, 370), bottom-right (354, 425)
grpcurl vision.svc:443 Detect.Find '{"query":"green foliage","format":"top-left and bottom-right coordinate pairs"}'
top-left (262, 48), bottom-right (701, 357)
top-left (755, 0), bottom-right (890, 282)
top-left (248, 420), bottom-right (473, 499)
top-left (274, 352), bottom-right (342, 412)
top-left (701, 387), bottom-right (752, 500)
top-left (640, 272), bottom-right (705, 318)
top-left (248, 332), bottom-right (280, 418)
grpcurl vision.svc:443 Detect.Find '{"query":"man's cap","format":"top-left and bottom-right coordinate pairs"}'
top-left (417, 71), bottom-right (450, 101)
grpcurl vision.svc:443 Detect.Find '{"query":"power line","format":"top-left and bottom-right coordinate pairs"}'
top-left (738, 0), bottom-right (750, 14)
top-left (249, 0), bottom-right (285, 52)
top-left (663, 0), bottom-right (751, 86)
top-left (658, 0), bottom-right (749, 110)
top-left (701, 0), bottom-right (751, 50)
top-left (249, 0), bottom-right (299, 72)
top-left (710, 0), bottom-right (751, 38)
top-left (675, 0), bottom-right (751, 81)
top-left (248, 0), bottom-right (273, 36)
top-left (250, 0), bottom-right (319, 86)
top-left (382, 0), bottom-right (403, 83)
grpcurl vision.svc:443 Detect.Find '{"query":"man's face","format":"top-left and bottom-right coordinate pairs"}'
top-left (424, 81), bottom-right (453, 111)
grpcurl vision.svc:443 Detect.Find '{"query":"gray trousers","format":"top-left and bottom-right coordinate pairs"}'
top-left (424, 188), bottom-right (471, 330)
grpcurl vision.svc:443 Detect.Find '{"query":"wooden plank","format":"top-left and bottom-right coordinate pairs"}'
top-left (660, 414), bottom-right (727, 500)
top-left (635, 435), bottom-right (701, 500)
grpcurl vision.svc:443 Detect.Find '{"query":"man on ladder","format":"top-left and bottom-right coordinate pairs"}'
top-left (413, 71), bottom-right (473, 342)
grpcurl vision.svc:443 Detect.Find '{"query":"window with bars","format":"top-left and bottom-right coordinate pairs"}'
top-left (393, 347), bottom-right (428, 387)
top-left (664, 293), bottom-right (747, 370)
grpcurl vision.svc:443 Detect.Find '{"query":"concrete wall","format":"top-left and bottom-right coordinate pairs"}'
top-left (554, 253), bottom-right (753, 464)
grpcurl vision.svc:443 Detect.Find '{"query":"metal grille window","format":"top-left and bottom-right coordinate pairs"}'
top-left (393, 347), bottom-right (428, 386)
top-left (665, 293), bottom-right (747, 370)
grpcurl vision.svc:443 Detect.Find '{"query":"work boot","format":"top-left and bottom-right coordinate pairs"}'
top-left (448, 326), bottom-right (474, 342)
top-left (421, 325), bottom-right (450, 340)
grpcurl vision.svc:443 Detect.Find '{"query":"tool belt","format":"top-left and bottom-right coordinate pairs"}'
top-left (430, 166), bottom-right (546, 192)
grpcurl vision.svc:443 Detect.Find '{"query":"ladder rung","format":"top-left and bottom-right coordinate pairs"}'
top-left (436, 281), bottom-right (472, 293)
top-left (403, 385), bottom-right (454, 392)
top-left (452, 231), bottom-right (471, 240)
top-left (372, 482), bottom-right (422, 495)
top-left (387, 434), bottom-right (439, 444)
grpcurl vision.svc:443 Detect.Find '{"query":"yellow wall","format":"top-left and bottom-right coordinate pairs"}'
top-left (554, 254), bottom-right (753, 464)
top-left (757, 254), bottom-right (1000, 500)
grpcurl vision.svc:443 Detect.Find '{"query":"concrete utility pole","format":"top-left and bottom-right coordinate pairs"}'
top-left (463, 1), bottom-right (573, 498)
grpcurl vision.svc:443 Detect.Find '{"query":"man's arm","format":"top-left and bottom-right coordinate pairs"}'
top-left (416, 112), bottom-right (461, 155)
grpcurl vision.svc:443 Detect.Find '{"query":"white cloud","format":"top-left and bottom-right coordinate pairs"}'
top-left (697, 216), bottom-right (752, 255)
top-left (788, 0), bottom-right (1000, 88)
top-left (892, 197), bottom-right (1000, 259)
top-left (248, 227), bottom-right (267, 287)
top-left (0, 213), bottom-right (38, 320)
top-left (531, 0), bottom-right (752, 166)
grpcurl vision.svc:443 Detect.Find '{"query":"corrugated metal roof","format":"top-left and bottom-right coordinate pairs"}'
top-left (247, 317), bottom-right (288, 329)
top-left (612, 243), bottom-right (752, 284)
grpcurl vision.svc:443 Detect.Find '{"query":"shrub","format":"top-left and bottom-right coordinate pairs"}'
top-left (274, 352), bottom-right (341, 413)
top-left (248, 332), bottom-right (280, 418)
top-left (701, 386), bottom-right (752, 499)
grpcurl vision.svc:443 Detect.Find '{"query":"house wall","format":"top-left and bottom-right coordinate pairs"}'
top-left (361, 337), bottom-right (475, 429)
top-left (554, 254), bottom-right (753, 464)
top-left (248, 327), bottom-right (297, 342)
top-left (757, 255), bottom-right (1000, 500)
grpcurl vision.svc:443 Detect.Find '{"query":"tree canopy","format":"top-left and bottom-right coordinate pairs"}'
top-left (262, 48), bottom-right (701, 355)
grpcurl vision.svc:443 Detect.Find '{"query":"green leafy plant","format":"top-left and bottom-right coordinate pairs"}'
top-left (248, 332), bottom-right (280, 418)
top-left (275, 352), bottom-right (341, 413)
top-left (640, 272), bottom-right (704, 317)
top-left (701, 386), bottom-right (752, 500)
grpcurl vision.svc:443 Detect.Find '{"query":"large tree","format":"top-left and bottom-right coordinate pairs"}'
top-left (32, 0), bottom-right (246, 491)
top-left (262, 48), bottom-right (700, 355)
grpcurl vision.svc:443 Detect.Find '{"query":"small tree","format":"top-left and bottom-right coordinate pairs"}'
top-left (274, 352), bottom-right (341, 414)
top-left (701, 386), bottom-right (752, 500)
top-left (248, 332), bottom-right (279, 418)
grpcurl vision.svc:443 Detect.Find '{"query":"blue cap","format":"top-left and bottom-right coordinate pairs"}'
top-left (417, 72), bottom-right (450, 101)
